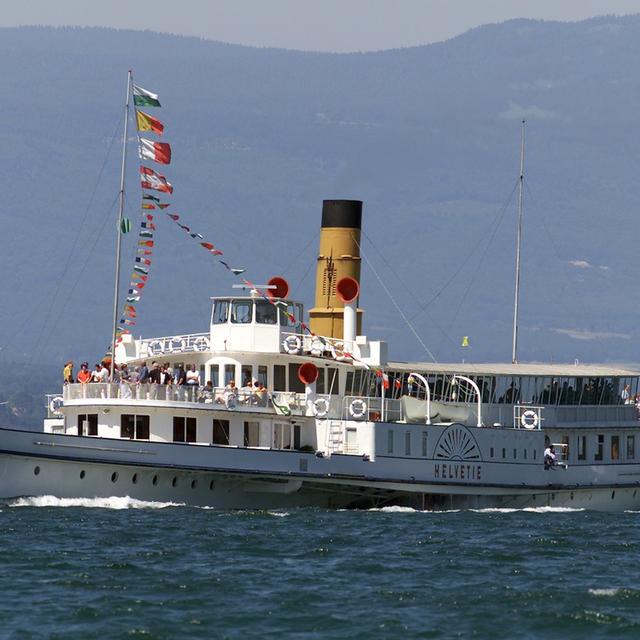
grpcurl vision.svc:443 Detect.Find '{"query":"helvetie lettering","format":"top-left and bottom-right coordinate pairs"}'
top-left (433, 462), bottom-right (482, 481)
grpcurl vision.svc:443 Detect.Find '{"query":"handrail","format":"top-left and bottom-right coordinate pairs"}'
top-left (139, 332), bottom-right (210, 357)
top-left (408, 372), bottom-right (432, 425)
top-left (452, 375), bottom-right (483, 427)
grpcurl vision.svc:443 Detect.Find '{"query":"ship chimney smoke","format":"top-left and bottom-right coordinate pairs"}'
top-left (309, 199), bottom-right (363, 339)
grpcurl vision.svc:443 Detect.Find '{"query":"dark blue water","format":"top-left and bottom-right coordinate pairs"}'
top-left (1, 499), bottom-right (639, 639)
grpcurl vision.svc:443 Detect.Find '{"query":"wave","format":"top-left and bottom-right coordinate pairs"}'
top-left (7, 495), bottom-right (184, 509)
top-left (588, 588), bottom-right (621, 597)
top-left (471, 506), bottom-right (585, 514)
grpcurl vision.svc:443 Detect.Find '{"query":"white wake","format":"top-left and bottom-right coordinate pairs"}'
top-left (8, 495), bottom-right (184, 509)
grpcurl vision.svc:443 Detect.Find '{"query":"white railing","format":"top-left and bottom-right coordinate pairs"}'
top-left (138, 332), bottom-right (210, 357)
top-left (281, 331), bottom-right (355, 359)
top-left (62, 383), bottom-right (306, 415)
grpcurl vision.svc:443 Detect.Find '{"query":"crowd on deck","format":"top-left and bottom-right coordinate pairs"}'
top-left (62, 361), bottom-right (270, 407)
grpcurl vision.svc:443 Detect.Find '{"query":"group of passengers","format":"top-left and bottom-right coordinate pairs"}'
top-left (63, 360), bottom-right (269, 406)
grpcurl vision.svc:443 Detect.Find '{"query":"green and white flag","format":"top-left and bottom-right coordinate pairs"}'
top-left (120, 217), bottom-right (131, 234)
top-left (133, 84), bottom-right (161, 108)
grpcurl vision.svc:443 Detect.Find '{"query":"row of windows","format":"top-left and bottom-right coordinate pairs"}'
top-left (575, 434), bottom-right (635, 461)
top-left (387, 430), bottom-right (428, 457)
top-left (489, 447), bottom-right (538, 461)
top-left (212, 299), bottom-right (303, 327)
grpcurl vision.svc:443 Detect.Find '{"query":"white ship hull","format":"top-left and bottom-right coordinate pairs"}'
top-left (2, 427), bottom-right (639, 511)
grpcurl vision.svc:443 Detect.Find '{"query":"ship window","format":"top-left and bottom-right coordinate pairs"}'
top-left (274, 365), bottom-right (286, 391)
top-left (502, 448), bottom-right (506, 459)
top-left (255, 301), bottom-right (277, 325)
top-left (490, 447), bottom-right (494, 458)
top-left (524, 449), bottom-right (527, 460)
top-left (294, 425), bottom-right (301, 450)
top-left (280, 302), bottom-right (302, 327)
top-left (578, 436), bottom-right (586, 460)
top-left (611, 435), bottom-right (620, 461)
top-left (422, 431), bottom-right (428, 457)
top-left (121, 414), bottom-right (150, 440)
top-left (533, 449), bottom-right (537, 460)
top-left (77, 413), bottom-right (98, 436)
top-left (241, 365), bottom-right (253, 387)
top-left (387, 430), bottom-right (394, 454)
top-left (224, 365), bottom-right (235, 386)
top-left (231, 300), bottom-right (252, 324)
top-left (513, 448), bottom-right (517, 459)
top-left (274, 423), bottom-right (292, 449)
top-left (627, 435), bottom-right (635, 459)
top-left (244, 421), bottom-right (260, 447)
top-left (212, 419), bottom-right (230, 445)
top-left (316, 369), bottom-right (326, 395)
top-left (289, 363), bottom-right (305, 393)
top-left (212, 300), bottom-right (229, 324)
top-left (595, 434), bottom-right (604, 461)
top-left (405, 431), bottom-right (411, 456)
top-left (173, 417), bottom-right (197, 443)
top-left (327, 368), bottom-right (339, 395)
top-left (209, 365), bottom-right (219, 388)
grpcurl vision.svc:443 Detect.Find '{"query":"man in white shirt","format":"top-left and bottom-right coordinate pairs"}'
top-left (544, 444), bottom-right (557, 468)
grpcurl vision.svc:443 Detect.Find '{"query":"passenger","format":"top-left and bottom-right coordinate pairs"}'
top-left (254, 381), bottom-right (268, 407)
top-left (63, 361), bottom-right (74, 384)
top-left (77, 362), bottom-right (91, 384)
top-left (201, 380), bottom-right (214, 403)
top-left (119, 363), bottom-right (132, 398)
top-left (186, 364), bottom-right (200, 386)
top-left (241, 379), bottom-right (253, 404)
top-left (544, 444), bottom-right (557, 469)
top-left (224, 380), bottom-right (238, 408)
top-left (176, 365), bottom-right (187, 386)
top-left (622, 384), bottom-right (631, 404)
top-left (91, 363), bottom-right (108, 383)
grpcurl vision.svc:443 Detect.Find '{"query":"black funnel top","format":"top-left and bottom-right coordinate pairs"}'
top-left (321, 200), bottom-right (362, 229)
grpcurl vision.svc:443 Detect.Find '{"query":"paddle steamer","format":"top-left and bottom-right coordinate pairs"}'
top-left (1, 198), bottom-right (639, 510)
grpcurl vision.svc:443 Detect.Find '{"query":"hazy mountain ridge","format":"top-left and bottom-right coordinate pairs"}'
top-left (1, 16), bottom-right (640, 377)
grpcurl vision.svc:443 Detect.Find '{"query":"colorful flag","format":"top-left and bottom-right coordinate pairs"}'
top-left (143, 194), bottom-right (160, 203)
top-left (168, 214), bottom-right (180, 221)
top-left (139, 230), bottom-right (154, 238)
top-left (138, 239), bottom-right (154, 247)
top-left (120, 217), bottom-right (131, 234)
top-left (135, 257), bottom-right (152, 266)
top-left (133, 84), bottom-right (161, 108)
top-left (158, 203), bottom-right (170, 209)
top-left (139, 138), bottom-right (171, 165)
top-left (142, 222), bottom-right (156, 230)
top-left (136, 109), bottom-right (164, 135)
top-left (142, 203), bottom-right (155, 210)
top-left (461, 336), bottom-right (470, 347)
top-left (140, 166), bottom-right (173, 193)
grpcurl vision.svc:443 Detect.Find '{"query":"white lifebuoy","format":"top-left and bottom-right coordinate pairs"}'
top-left (148, 340), bottom-right (164, 356)
top-left (329, 342), bottom-right (352, 362)
top-left (192, 336), bottom-right (208, 352)
top-left (520, 409), bottom-right (539, 429)
top-left (314, 397), bottom-right (330, 419)
top-left (310, 338), bottom-right (325, 357)
top-left (283, 335), bottom-right (302, 355)
top-left (169, 337), bottom-right (187, 353)
top-left (49, 396), bottom-right (64, 415)
top-left (349, 398), bottom-right (368, 420)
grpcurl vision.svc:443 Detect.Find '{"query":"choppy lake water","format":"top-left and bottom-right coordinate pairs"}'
top-left (1, 498), bottom-right (639, 639)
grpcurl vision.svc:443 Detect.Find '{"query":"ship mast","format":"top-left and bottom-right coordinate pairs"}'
top-left (511, 120), bottom-right (525, 364)
top-left (110, 70), bottom-right (132, 379)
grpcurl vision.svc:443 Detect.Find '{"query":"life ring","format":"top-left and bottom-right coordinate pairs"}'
top-left (314, 397), bottom-right (330, 418)
top-left (49, 396), bottom-right (64, 415)
top-left (328, 342), bottom-right (351, 362)
top-left (520, 409), bottom-right (539, 429)
top-left (169, 337), bottom-right (186, 353)
top-left (349, 398), bottom-right (368, 420)
top-left (310, 338), bottom-right (325, 357)
top-left (148, 340), bottom-right (164, 356)
top-left (192, 336), bottom-right (208, 352)
top-left (283, 335), bottom-right (302, 355)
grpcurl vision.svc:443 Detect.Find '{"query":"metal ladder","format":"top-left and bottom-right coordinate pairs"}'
top-left (326, 420), bottom-right (345, 454)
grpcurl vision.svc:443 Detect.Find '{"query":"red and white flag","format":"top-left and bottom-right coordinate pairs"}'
top-left (140, 166), bottom-right (173, 193)
top-left (139, 137), bottom-right (171, 164)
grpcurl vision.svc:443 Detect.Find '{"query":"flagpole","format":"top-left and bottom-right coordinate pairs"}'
top-left (110, 70), bottom-right (132, 380)
top-left (511, 120), bottom-right (525, 364)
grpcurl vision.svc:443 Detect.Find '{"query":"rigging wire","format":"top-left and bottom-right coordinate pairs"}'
top-left (26, 115), bottom-right (122, 362)
top-left (360, 229), bottom-right (460, 352)
top-left (28, 192), bottom-right (121, 365)
top-left (447, 179), bottom-right (519, 333)
top-left (352, 234), bottom-right (438, 362)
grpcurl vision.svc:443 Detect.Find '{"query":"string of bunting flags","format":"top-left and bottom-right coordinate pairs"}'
top-left (115, 81), bottom-right (171, 343)
top-left (114, 79), bottom-right (387, 380)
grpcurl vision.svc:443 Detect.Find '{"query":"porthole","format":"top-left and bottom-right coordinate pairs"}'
top-left (132, 473), bottom-right (138, 484)
top-left (34, 466), bottom-right (40, 476)
top-left (152, 475), bottom-right (158, 486)
top-left (111, 472), bottom-right (118, 483)
top-left (209, 480), bottom-right (215, 490)
top-left (172, 477), bottom-right (177, 487)
top-left (80, 470), bottom-right (86, 479)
